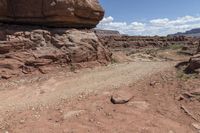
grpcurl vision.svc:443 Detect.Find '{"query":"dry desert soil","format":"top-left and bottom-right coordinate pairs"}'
top-left (0, 50), bottom-right (200, 133)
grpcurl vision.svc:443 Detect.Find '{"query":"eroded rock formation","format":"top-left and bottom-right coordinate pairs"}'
top-left (185, 42), bottom-right (200, 73)
top-left (0, 0), bottom-right (104, 28)
top-left (0, 25), bottom-right (111, 79)
top-left (96, 33), bottom-right (197, 51)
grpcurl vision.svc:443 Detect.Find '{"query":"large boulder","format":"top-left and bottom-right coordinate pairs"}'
top-left (185, 43), bottom-right (200, 73)
top-left (184, 54), bottom-right (200, 73)
top-left (0, 25), bottom-right (112, 79)
top-left (0, 0), bottom-right (104, 28)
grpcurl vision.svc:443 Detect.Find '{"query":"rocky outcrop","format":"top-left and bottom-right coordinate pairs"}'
top-left (185, 54), bottom-right (200, 73)
top-left (0, 0), bottom-right (104, 28)
top-left (97, 34), bottom-right (196, 50)
top-left (94, 29), bottom-right (121, 37)
top-left (185, 43), bottom-right (200, 73)
top-left (170, 28), bottom-right (200, 37)
top-left (0, 25), bottom-right (111, 79)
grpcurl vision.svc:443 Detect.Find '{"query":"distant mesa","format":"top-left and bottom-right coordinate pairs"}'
top-left (94, 29), bottom-right (121, 37)
top-left (0, 0), bottom-right (104, 28)
top-left (170, 28), bottom-right (200, 37)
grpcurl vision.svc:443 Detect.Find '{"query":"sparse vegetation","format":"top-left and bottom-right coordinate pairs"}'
top-left (169, 44), bottom-right (184, 50)
top-left (177, 69), bottom-right (199, 81)
top-left (160, 44), bottom-right (184, 51)
top-left (70, 64), bottom-right (76, 72)
top-left (111, 57), bottom-right (118, 64)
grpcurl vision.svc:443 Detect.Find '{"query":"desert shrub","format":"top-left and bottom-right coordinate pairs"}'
top-left (168, 44), bottom-right (184, 50)
top-left (160, 44), bottom-right (184, 50)
top-left (177, 69), bottom-right (199, 81)
top-left (111, 58), bottom-right (118, 64)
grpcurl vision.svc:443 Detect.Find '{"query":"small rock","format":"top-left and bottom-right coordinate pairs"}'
top-left (40, 90), bottom-right (45, 94)
top-left (192, 123), bottom-right (200, 130)
top-left (149, 81), bottom-right (158, 86)
top-left (168, 130), bottom-right (175, 133)
top-left (102, 91), bottom-right (110, 96)
top-left (1, 75), bottom-right (11, 79)
top-left (31, 107), bottom-right (35, 111)
top-left (111, 90), bottom-right (133, 104)
top-left (127, 101), bottom-right (149, 111)
top-left (63, 110), bottom-right (85, 120)
top-left (182, 92), bottom-right (194, 99)
top-left (19, 119), bottom-right (25, 124)
top-left (89, 118), bottom-right (95, 122)
top-left (191, 89), bottom-right (200, 96)
top-left (177, 95), bottom-right (185, 101)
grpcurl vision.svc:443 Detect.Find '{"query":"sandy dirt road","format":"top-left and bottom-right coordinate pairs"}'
top-left (0, 61), bottom-right (199, 133)
top-left (0, 61), bottom-right (174, 113)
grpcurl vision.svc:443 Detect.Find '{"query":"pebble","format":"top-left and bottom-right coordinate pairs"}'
top-left (192, 123), bottom-right (200, 130)
top-left (127, 101), bottom-right (149, 111)
top-left (63, 110), bottom-right (85, 120)
top-left (168, 130), bottom-right (175, 133)
top-left (19, 119), bottom-right (25, 124)
top-left (111, 90), bottom-right (133, 104)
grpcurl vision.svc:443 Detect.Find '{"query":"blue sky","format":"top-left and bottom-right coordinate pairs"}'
top-left (97, 0), bottom-right (200, 36)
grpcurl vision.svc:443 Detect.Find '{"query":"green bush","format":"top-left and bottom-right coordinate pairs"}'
top-left (168, 44), bottom-right (184, 50)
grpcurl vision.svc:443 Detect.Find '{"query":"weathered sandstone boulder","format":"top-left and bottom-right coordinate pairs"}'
top-left (0, 25), bottom-right (111, 79)
top-left (185, 43), bottom-right (200, 73)
top-left (185, 54), bottom-right (200, 73)
top-left (0, 0), bottom-right (104, 28)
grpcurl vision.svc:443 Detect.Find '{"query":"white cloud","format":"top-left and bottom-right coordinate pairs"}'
top-left (101, 16), bottom-right (114, 23)
top-left (130, 22), bottom-right (146, 31)
top-left (150, 18), bottom-right (169, 27)
top-left (97, 15), bottom-right (200, 36)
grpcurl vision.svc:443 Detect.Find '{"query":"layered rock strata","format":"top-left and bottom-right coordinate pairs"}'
top-left (0, 25), bottom-right (111, 79)
top-left (0, 0), bottom-right (104, 28)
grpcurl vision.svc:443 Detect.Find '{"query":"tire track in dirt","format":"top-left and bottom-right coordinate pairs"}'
top-left (0, 61), bottom-right (174, 113)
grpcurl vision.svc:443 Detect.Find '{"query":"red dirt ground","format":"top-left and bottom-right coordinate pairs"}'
top-left (0, 67), bottom-right (200, 133)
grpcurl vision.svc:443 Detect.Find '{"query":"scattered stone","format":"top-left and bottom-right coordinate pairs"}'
top-left (181, 92), bottom-right (194, 99)
top-left (178, 90), bottom-right (200, 101)
top-left (181, 106), bottom-right (198, 121)
top-left (89, 118), bottom-right (95, 122)
top-left (63, 110), bottom-right (85, 120)
top-left (177, 95), bottom-right (185, 101)
top-left (168, 130), bottom-right (175, 133)
top-left (111, 90), bottom-right (134, 104)
top-left (40, 90), bottom-right (45, 94)
top-left (1, 75), bottom-right (11, 80)
top-left (191, 89), bottom-right (200, 96)
top-left (192, 123), bottom-right (200, 130)
top-left (19, 119), bottom-right (25, 124)
top-left (127, 101), bottom-right (149, 111)
top-left (149, 81), bottom-right (159, 87)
